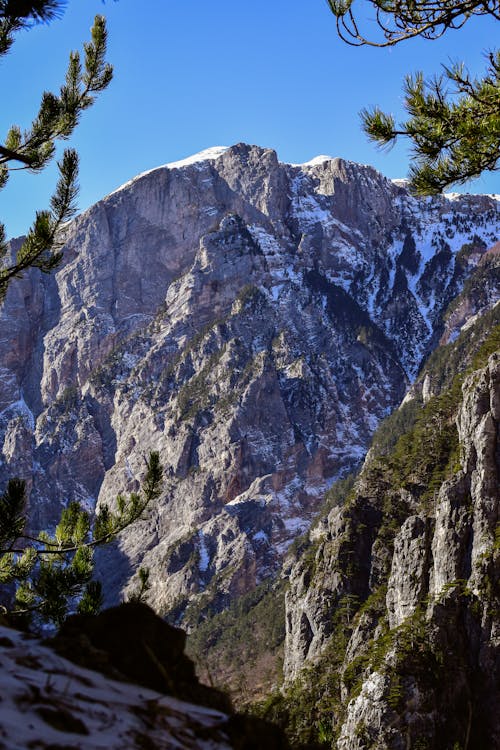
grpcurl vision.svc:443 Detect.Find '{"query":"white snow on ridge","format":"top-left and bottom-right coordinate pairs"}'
top-left (444, 191), bottom-right (500, 202)
top-left (299, 155), bottom-right (335, 167)
top-left (165, 146), bottom-right (229, 170)
top-left (107, 147), bottom-right (229, 197)
top-left (106, 144), bottom-right (500, 201)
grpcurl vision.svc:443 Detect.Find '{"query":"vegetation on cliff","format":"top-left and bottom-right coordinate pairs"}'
top-left (254, 308), bottom-right (500, 748)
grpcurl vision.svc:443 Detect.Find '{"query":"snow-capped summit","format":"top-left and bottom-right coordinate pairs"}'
top-left (1, 143), bottom-right (499, 622)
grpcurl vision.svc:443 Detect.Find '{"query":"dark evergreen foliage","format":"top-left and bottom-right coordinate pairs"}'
top-left (0, 1), bottom-right (129, 630)
top-left (0, 3), bottom-right (112, 297)
top-left (0, 453), bottom-right (162, 628)
top-left (325, 0), bottom-right (500, 194)
top-left (187, 579), bottom-right (286, 705)
top-left (259, 310), bottom-right (500, 747)
top-left (361, 55), bottom-right (500, 195)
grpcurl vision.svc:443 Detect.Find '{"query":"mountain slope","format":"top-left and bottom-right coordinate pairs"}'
top-left (0, 143), bottom-right (498, 619)
top-left (275, 305), bottom-right (500, 748)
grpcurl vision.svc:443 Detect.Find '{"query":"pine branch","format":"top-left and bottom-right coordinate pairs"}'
top-left (0, 2), bottom-right (66, 58)
top-left (326, 0), bottom-right (500, 47)
top-left (0, 14), bottom-right (112, 301)
top-left (127, 567), bottom-right (151, 604)
top-left (1, 453), bottom-right (163, 556)
top-left (361, 52), bottom-right (500, 193)
top-left (0, 144), bottom-right (34, 165)
top-left (0, 15), bottom-right (113, 174)
top-left (0, 1), bottom-right (66, 24)
top-left (0, 453), bottom-right (162, 627)
top-left (0, 479), bottom-right (27, 550)
top-left (0, 148), bottom-right (78, 297)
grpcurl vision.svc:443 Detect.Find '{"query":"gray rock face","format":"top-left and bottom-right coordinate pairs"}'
top-left (386, 515), bottom-right (430, 629)
top-left (284, 345), bottom-right (500, 748)
top-left (0, 143), bottom-right (499, 620)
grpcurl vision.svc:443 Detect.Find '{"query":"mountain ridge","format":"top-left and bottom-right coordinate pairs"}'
top-left (0, 142), bottom-right (498, 624)
top-left (273, 307), bottom-right (500, 748)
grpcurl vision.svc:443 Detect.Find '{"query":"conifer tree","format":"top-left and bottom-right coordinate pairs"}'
top-left (0, 1), bottom-right (113, 298)
top-left (0, 453), bottom-right (163, 628)
top-left (0, 2), bottom-right (158, 629)
top-left (326, 0), bottom-right (500, 194)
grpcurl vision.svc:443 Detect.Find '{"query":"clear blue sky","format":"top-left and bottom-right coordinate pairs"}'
top-left (1, 0), bottom-right (498, 238)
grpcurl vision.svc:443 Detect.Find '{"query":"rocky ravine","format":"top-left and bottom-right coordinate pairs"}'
top-left (0, 143), bottom-right (499, 619)
top-left (281, 307), bottom-right (500, 748)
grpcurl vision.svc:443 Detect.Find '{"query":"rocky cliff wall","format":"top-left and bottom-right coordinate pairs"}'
top-left (0, 144), bottom-right (499, 619)
top-left (282, 313), bottom-right (500, 748)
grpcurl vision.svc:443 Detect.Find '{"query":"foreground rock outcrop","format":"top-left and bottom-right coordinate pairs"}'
top-left (0, 603), bottom-right (290, 749)
top-left (0, 144), bottom-right (499, 620)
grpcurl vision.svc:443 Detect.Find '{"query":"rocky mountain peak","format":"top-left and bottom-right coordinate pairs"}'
top-left (0, 143), bottom-right (498, 621)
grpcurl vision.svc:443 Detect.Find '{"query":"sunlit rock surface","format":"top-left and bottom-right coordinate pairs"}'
top-left (0, 143), bottom-right (499, 619)
top-left (284, 344), bottom-right (500, 748)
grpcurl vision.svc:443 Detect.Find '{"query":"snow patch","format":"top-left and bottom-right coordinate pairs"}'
top-left (122, 351), bottom-right (139, 370)
top-left (0, 395), bottom-right (35, 430)
top-left (290, 175), bottom-right (331, 227)
top-left (443, 192), bottom-right (500, 203)
top-left (107, 147), bottom-right (229, 197)
top-left (198, 530), bottom-right (210, 572)
top-left (284, 517), bottom-right (309, 533)
top-left (0, 624), bottom-right (232, 750)
top-left (164, 146), bottom-right (229, 170)
top-left (252, 530), bottom-right (269, 543)
top-left (300, 155), bottom-right (334, 167)
top-left (125, 457), bottom-right (134, 480)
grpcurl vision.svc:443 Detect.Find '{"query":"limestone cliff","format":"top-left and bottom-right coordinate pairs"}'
top-left (0, 144), bottom-right (498, 621)
top-left (280, 306), bottom-right (500, 749)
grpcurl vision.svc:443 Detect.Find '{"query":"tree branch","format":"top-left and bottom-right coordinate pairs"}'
top-left (0, 144), bottom-right (34, 166)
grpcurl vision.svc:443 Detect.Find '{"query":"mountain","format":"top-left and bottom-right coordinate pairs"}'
top-left (270, 299), bottom-right (500, 748)
top-left (0, 143), bottom-right (499, 623)
top-left (186, 296), bottom-right (500, 716)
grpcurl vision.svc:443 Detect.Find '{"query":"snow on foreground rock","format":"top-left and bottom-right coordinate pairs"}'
top-left (0, 623), bottom-right (238, 749)
top-left (0, 602), bottom-right (291, 750)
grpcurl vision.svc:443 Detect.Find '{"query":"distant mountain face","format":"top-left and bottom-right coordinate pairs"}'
top-left (0, 143), bottom-right (499, 618)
